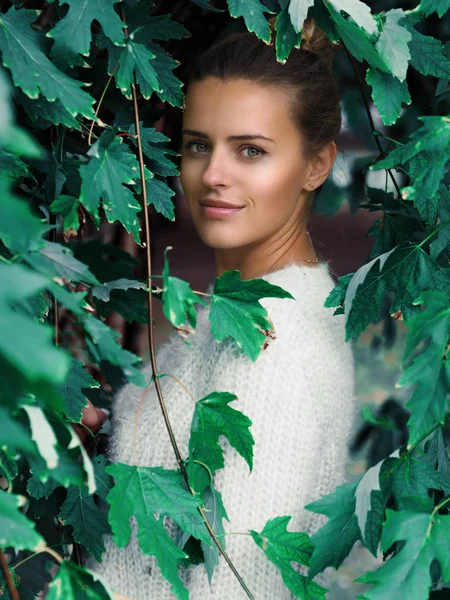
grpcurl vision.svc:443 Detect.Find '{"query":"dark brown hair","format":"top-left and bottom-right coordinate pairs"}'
top-left (183, 17), bottom-right (342, 218)
top-left (185, 18), bottom-right (341, 155)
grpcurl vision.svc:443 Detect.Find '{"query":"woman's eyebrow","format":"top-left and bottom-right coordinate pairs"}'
top-left (182, 129), bottom-right (275, 143)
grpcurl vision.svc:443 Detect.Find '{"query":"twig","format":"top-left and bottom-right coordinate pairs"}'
top-left (341, 40), bottom-right (427, 232)
top-left (87, 58), bottom-right (121, 147)
top-left (341, 43), bottom-right (402, 196)
top-left (119, 5), bottom-right (255, 598)
top-left (0, 547), bottom-right (19, 600)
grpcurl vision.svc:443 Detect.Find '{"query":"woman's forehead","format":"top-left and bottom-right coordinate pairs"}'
top-left (182, 79), bottom-right (296, 140)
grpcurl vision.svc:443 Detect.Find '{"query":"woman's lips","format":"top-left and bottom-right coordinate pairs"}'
top-left (201, 205), bottom-right (245, 218)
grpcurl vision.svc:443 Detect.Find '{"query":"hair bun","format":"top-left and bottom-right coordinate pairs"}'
top-left (268, 15), bottom-right (340, 66)
top-left (301, 17), bottom-right (340, 66)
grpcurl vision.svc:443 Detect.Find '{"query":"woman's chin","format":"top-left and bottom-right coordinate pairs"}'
top-left (196, 228), bottom-right (246, 250)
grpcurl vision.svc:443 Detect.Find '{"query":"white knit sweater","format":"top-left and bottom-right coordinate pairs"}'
top-left (86, 260), bottom-right (357, 599)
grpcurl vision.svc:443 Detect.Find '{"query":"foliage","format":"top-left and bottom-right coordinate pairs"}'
top-left (0, 0), bottom-right (450, 598)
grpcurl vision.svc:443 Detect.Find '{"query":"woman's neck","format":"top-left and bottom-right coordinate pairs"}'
top-left (214, 229), bottom-right (318, 281)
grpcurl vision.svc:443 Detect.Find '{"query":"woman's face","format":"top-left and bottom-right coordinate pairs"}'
top-left (179, 77), bottom-right (313, 252)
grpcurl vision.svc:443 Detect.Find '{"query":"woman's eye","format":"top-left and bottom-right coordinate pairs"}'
top-left (184, 141), bottom-right (208, 153)
top-left (242, 146), bottom-right (265, 159)
top-left (183, 141), bottom-right (265, 160)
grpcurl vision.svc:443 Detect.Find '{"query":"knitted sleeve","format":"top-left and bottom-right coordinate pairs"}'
top-left (183, 296), bottom-right (357, 599)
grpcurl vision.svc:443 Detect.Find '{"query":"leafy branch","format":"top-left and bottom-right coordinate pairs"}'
top-left (118, 4), bottom-right (255, 597)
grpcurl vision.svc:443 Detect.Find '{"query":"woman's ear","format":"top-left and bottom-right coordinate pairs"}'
top-left (305, 141), bottom-right (337, 190)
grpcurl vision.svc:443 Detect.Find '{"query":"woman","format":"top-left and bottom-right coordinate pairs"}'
top-left (85, 17), bottom-right (357, 599)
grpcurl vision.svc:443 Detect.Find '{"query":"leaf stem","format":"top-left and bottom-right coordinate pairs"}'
top-left (12, 543), bottom-right (63, 570)
top-left (0, 548), bottom-right (19, 600)
top-left (341, 41), bottom-right (403, 199)
top-left (433, 494), bottom-right (450, 515)
top-left (120, 5), bottom-right (255, 597)
top-left (87, 57), bottom-right (121, 147)
top-left (406, 411), bottom-right (450, 453)
top-left (416, 218), bottom-right (450, 251)
top-left (215, 532), bottom-right (252, 538)
top-left (384, 412), bottom-right (450, 479)
top-left (193, 290), bottom-right (212, 297)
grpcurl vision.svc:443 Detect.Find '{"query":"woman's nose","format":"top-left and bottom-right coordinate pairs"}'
top-left (201, 148), bottom-right (230, 188)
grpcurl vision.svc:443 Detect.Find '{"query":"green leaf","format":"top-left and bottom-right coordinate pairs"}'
top-left (91, 278), bottom-right (146, 302)
top-left (226, 0), bottom-right (272, 43)
top-left (73, 240), bottom-right (140, 284)
top-left (273, 5), bottom-right (302, 62)
top-left (94, 288), bottom-right (149, 324)
top-left (200, 485), bottom-right (229, 583)
top-left (145, 176), bottom-right (176, 221)
top-left (355, 450), bottom-right (399, 556)
top-left (27, 474), bottom-right (59, 500)
top-left (355, 510), bottom-right (450, 598)
top-left (417, 0), bottom-right (450, 18)
top-left (391, 453), bottom-right (450, 507)
top-left (106, 463), bottom-right (209, 599)
top-left (371, 117), bottom-right (450, 206)
top-left (340, 244), bottom-right (450, 342)
top-left (0, 177), bottom-right (48, 254)
top-left (190, 0), bottom-right (226, 11)
top-left (126, 3), bottom-right (190, 42)
top-left (0, 263), bottom-right (70, 387)
top-left (142, 40), bottom-right (184, 108)
top-left (25, 241), bottom-right (100, 285)
top-left (288, 0), bottom-right (315, 34)
top-left (430, 185), bottom-right (450, 260)
top-left (91, 455), bottom-right (114, 503)
top-left (59, 485), bottom-right (111, 562)
top-left (187, 391), bottom-right (254, 495)
top-left (408, 28), bottom-right (450, 79)
top-left (47, 0), bottom-right (125, 68)
top-left (326, 4), bottom-right (389, 73)
top-left (16, 89), bottom-right (82, 130)
top-left (327, 0), bottom-right (377, 35)
top-left (366, 67), bottom-right (411, 126)
top-left (209, 270), bottom-right (295, 362)
top-left (0, 407), bottom-right (40, 462)
top-left (58, 454), bottom-right (114, 548)
top-left (309, 1), bottom-right (340, 43)
top-left (22, 408), bottom-right (92, 491)
top-left (0, 7), bottom-right (95, 120)
top-left (23, 405), bottom-right (60, 470)
top-left (162, 247), bottom-right (209, 330)
top-left (82, 314), bottom-right (145, 387)
top-left (396, 291), bottom-right (450, 445)
top-left (79, 133), bottom-right (142, 243)
top-left (305, 479), bottom-right (362, 578)
top-left (50, 195), bottom-right (80, 232)
top-left (99, 34), bottom-right (161, 101)
top-left (0, 491), bottom-right (44, 551)
top-left (375, 9), bottom-right (411, 82)
top-left (59, 358), bottom-right (98, 422)
top-left (250, 516), bottom-right (326, 599)
top-left (48, 282), bottom-right (88, 317)
top-left (46, 561), bottom-right (114, 599)
top-left (128, 124), bottom-right (180, 177)
top-left (0, 66), bottom-right (42, 157)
